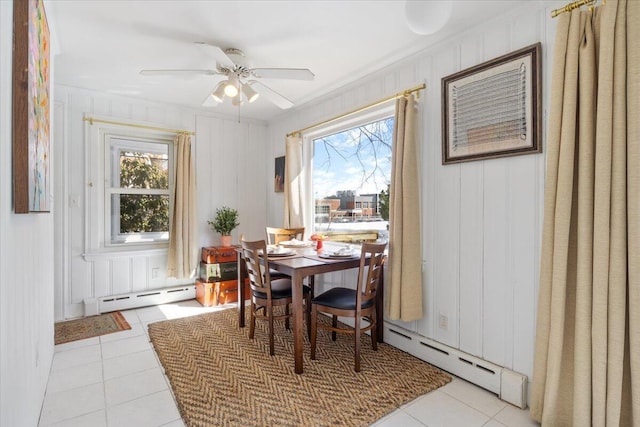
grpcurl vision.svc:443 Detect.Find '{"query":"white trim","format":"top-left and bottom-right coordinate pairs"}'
top-left (82, 247), bottom-right (168, 261)
top-left (304, 104), bottom-right (395, 237)
top-left (84, 115), bottom-right (175, 253)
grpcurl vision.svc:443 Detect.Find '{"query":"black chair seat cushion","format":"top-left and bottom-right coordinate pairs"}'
top-left (252, 278), bottom-right (312, 300)
top-left (269, 268), bottom-right (289, 279)
top-left (312, 287), bottom-right (373, 310)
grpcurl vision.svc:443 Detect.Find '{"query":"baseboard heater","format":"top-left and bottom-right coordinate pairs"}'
top-left (383, 322), bottom-right (528, 409)
top-left (85, 284), bottom-right (196, 314)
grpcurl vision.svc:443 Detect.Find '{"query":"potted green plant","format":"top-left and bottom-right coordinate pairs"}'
top-left (208, 206), bottom-right (239, 247)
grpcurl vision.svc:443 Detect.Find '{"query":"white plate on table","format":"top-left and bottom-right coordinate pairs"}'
top-left (278, 240), bottom-right (314, 248)
top-left (266, 249), bottom-right (296, 257)
top-left (319, 251), bottom-right (357, 259)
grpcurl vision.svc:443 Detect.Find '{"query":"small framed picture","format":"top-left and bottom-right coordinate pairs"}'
top-left (442, 43), bottom-right (542, 164)
top-left (274, 156), bottom-right (285, 193)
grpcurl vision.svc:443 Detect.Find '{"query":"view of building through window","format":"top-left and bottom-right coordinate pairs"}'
top-left (313, 116), bottom-right (394, 243)
top-left (108, 138), bottom-right (170, 244)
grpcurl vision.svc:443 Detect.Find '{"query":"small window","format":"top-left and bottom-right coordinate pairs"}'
top-left (106, 137), bottom-right (171, 245)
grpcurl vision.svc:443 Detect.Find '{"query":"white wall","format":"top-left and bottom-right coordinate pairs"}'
top-left (267, 1), bottom-right (560, 394)
top-left (53, 85), bottom-right (269, 320)
top-left (0, 2), bottom-right (55, 425)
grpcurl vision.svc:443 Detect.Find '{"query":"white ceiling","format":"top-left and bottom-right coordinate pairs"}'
top-left (46, 0), bottom-right (530, 122)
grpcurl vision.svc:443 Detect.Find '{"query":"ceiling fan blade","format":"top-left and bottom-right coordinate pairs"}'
top-left (194, 42), bottom-right (235, 69)
top-left (250, 68), bottom-right (315, 81)
top-left (140, 69), bottom-right (219, 76)
top-left (250, 81), bottom-right (294, 109)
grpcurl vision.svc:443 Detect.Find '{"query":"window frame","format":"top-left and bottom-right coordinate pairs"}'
top-left (104, 136), bottom-right (173, 247)
top-left (303, 102), bottom-right (395, 242)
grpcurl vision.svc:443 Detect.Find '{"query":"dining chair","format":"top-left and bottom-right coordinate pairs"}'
top-left (265, 227), bottom-right (305, 244)
top-left (310, 241), bottom-right (387, 372)
top-left (265, 227), bottom-right (315, 306)
top-left (240, 238), bottom-right (312, 356)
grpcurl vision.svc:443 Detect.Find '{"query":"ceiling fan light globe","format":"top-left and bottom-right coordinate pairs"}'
top-left (232, 93), bottom-right (243, 106)
top-left (224, 79), bottom-right (239, 97)
top-left (211, 83), bottom-right (226, 102)
top-left (242, 83), bottom-right (260, 103)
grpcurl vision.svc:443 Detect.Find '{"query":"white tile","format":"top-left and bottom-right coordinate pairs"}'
top-left (135, 305), bottom-right (169, 323)
top-left (439, 378), bottom-right (507, 417)
top-left (101, 334), bottom-right (151, 360)
top-left (99, 322), bottom-right (145, 343)
top-left (119, 309), bottom-right (141, 325)
top-left (157, 303), bottom-right (214, 319)
top-left (159, 419), bottom-right (186, 427)
top-left (46, 361), bottom-right (103, 394)
top-left (483, 420), bottom-right (507, 427)
top-left (494, 405), bottom-right (540, 427)
top-left (41, 410), bottom-right (107, 427)
top-left (39, 383), bottom-right (105, 426)
top-left (106, 390), bottom-right (181, 427)
top-left (104, 367), bottom-right (168, 407)
top-left (54, 336), bottom-right (100, 353)
top-left (372, 410), bottom-right (427, 427)
top-left (51, 344), bottom-right (102, 372)
top-left (403, 390), bottom-right (490, 427)
top-left (103, 349), bottom-right (160, 380)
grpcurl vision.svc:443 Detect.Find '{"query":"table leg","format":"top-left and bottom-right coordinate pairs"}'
top-left (237, 254), bottom-right (246, 327)
top-left (292, 270), bottom-right (304, 374)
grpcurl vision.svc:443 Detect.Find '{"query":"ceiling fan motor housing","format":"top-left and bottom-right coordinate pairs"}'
top-left (218, 48), bottom-right (251, 78)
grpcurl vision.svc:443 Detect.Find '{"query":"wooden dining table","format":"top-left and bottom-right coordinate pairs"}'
top-left (236, 246), bottom-right (384, 374)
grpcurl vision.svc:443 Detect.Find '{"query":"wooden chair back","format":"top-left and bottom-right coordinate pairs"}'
top-left (240, 238), bottom-right (272, 298)
top-left (265, 227), bottom-right (305, 245)
top-left (356, 242), bottom-right (387, 311)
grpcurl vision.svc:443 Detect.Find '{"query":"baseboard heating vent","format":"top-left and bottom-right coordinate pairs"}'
top-left (93, 284), bottom-right (195, 314)
top-left (383, 322), bottom-right (528, 409)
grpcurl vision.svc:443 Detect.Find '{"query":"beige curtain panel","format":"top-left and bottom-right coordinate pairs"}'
top-left (167, 133), bottom-right (198, 279)
top-left (531, 1), bottom-right (639, 425)
top-left (284, 134), bottom-right (306, 228)
top-left (386, 95), bottom-right (423, 321)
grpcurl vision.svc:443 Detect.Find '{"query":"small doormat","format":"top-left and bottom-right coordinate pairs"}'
top-left (55, 311), bottom-right (131, 345)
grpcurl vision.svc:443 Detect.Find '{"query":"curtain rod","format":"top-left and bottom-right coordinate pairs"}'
top-left (83, 117), bottom-right (195, 135)
top-left (551, 0), bottom-right (597, 17)
top-left (287, 83), bottom-right (426, 138)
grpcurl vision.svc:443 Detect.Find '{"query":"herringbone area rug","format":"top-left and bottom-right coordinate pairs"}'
top-left (148, 308), bottom-right (451, 427)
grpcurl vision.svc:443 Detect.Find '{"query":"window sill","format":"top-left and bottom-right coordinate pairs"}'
top-left (82, 247), bottom-right (168, 261)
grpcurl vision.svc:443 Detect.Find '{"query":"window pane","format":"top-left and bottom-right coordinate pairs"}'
top-left (112, 194), bottom-right (169, 234)
top-left (313, 117), bottom-right (393, 243)
top-left (112, 149), bottom-right (169, 190)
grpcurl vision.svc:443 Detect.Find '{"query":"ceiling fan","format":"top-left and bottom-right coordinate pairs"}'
top-left (140, 42), bottom-right (315, 109)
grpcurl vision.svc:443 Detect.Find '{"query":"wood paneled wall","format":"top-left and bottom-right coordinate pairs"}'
top-left (0, 2), bottom-right (55, 425)
top-left (267, 2), bottom-right (560, 386)
top-left (53, 86), bottom-right (269, 320)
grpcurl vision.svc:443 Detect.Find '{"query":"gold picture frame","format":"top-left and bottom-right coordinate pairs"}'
top-left (442, 43), bottom-right (542, 165)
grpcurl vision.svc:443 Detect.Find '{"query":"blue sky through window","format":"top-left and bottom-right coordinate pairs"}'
top-left (313, 117), bottom-right (394, 199)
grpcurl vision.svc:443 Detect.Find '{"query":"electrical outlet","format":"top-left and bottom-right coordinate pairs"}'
top-left (151, 267), bottom-right (160, 279)
top-left (438, 313), bottom-right (448, 330)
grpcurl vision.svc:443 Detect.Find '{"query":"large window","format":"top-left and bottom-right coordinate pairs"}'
top-left (312, 116), bottom-right (394, 243)
top-left (106, 137), bottom-right (171, 245)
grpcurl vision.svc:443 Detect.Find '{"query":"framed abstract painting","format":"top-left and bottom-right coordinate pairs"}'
top-left (441, 43), bottom-right (542, 164)
top-left (12, 0), bottom-right (51, 213)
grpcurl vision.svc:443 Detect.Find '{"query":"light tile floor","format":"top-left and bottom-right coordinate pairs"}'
top-left (39, 299), bottom-right (540, 427)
